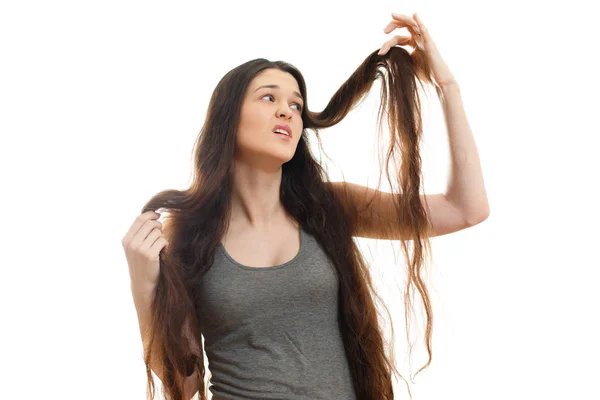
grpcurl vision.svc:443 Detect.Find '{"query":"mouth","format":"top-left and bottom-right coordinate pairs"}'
top-left (273, 131), bottom-right (292, 140)
top-left (273, 124), bottom-right (292, 138)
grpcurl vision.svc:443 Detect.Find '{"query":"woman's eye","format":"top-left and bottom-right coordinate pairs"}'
top-left (261, 94), bottom-right (302, 111)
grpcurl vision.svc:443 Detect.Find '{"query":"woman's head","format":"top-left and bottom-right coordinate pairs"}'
top-left (235, 68), bottom-right (305, 171)
top-left (141, 48), bottom-right (437, 400)
top-left (180, 59), bottom-right (312, 192)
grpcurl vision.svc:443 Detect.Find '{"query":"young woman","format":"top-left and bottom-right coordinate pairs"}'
top-left (122, 12), bottom-right (489, 400)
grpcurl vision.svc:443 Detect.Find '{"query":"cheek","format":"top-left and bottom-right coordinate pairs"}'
top-left (236, 128), bottom-right (255, 145)
top-left (236, 124), bottom-right (264, 149)
top-left (236, 112), bottom-right (261, 140)
top-left (244, 109), bottom-right (269, 131)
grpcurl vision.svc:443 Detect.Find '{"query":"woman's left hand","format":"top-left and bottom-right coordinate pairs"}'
top-left (378, 12), bottom-right (457, 88)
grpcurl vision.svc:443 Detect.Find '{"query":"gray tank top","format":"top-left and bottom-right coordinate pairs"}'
top-left (195, 227), bottom-right (357, 400)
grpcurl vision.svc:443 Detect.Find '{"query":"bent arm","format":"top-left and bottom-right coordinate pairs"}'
top-left (440, 83), bottom-right (489, 222)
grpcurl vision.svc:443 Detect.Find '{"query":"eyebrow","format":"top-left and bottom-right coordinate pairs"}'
top-left (253, 84), bottom-right (304, 103)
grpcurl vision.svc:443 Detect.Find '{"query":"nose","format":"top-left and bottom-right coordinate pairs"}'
top-left (277, 104), bottom-right (293, 119)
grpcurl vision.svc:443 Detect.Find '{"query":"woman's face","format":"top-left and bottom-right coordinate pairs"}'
top-left (235, 68), bottom-right (304, 168)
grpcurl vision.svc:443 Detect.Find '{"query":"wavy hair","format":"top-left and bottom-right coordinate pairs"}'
top-left (139, 45), bottom-right (439, 400)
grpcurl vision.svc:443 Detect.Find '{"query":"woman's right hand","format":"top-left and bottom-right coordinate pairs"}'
top-left (121, 210), bottom-right (168, 289)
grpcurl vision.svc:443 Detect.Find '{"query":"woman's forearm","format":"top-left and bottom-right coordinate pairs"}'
top-left (440, 83), bottom-right (489, 223)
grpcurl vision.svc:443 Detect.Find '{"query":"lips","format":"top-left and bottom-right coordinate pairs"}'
top-left (273, 124), bottom-right (292, 138)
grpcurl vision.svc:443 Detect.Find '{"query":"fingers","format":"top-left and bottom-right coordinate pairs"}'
top-left (383, 21), bottom-right (421, 43)
top-left (380, 12), bottom-right (430, 56)
top-left (391, 12), bottom-right (420, 33)
top-left (122, 210), bottom-right (161, 247)
top-left (149, 235), bottom-right (169, 255)
top-left (413, 13), bottom-right (426, 33)
top-left (141, 226), bottom-right (165, 253)
top-left (378, 35), bottom-right (413, 55)
top-left (141, 220), bottom-right (163, 244)
top-left (383, 21), bottom-right (412, 34)
top-left (384, 22), bottom-right (420, 39)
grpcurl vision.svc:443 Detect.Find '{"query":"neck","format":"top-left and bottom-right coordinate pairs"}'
top-left (229, 160), bottom-right (286, 229)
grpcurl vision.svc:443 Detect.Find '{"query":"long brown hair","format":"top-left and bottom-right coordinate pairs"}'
top-left (139, 45), bottom-right (438, 400)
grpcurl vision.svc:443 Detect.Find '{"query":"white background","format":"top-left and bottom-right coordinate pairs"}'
top-left (2, 0), bottom-right (599, 399)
